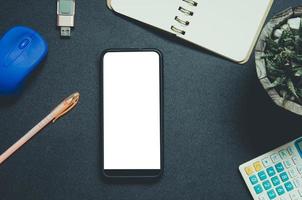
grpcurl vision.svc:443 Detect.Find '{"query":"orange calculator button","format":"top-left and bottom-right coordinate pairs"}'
top-left (253, 161), bottom-right (263, 172)
top-left (245, 166), bottom-right (254, 176)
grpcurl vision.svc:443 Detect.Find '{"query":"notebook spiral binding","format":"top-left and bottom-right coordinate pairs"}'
top-left (171, 0), bottom-right (198, 35)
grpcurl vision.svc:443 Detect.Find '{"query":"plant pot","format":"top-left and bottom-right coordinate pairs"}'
top-left (256, 6), bottom-right (302, 115)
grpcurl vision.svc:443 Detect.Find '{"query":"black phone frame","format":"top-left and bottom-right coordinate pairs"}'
top-left (100, 48), bottom-right (164, 178)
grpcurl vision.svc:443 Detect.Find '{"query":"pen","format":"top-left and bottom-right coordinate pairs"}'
top-left (0, 92), bottom-right (80, 165)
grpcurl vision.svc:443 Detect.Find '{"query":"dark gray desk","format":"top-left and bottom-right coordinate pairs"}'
top-left (0, 0), bottom-right (302, 199)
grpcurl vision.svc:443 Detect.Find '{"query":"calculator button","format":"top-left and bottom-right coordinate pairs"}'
top-left (245, 165), bottom-right (254, 176)
top-left (288, 168), bottom-right (298, 178)
top-left (276, 185), bottom-right (286, 196)
top-left (250, 175), bottom-right (258, 185)
top-left (275, 163), bottom-right (285, 173)
top-left (284, 159), bottom-right (294, 168)
top-left (293, 178), bottom-right (302, 188)
top-left (292, 156), bottom-right (300, 165)
top-left (258, 171), bottom-right (268, 181)
top-left (267, 189), bottom-right (277, 199)
top-left (285, 181), bottom-right (294, 192)
top-left (288, 146), bottom-right (295, 155)
top-left (267, 167), bottom-right (276, 177)
top-left (263, 180), bottom-right (272, 190)
top-left (271, 176), bottom-right (281, 186)
top-left (254, 161), bottom-right (263, 172)
top-left (296, 165), bottom-right (302, 174)
top-left (258, 194), bottom-right (269, 200)
top-left (279, 150), bottom-right (290, 159)
top-left (279, 194), bottom-right (290, 200)
top-left (254, 184), bottom-right (264, 194)
top-left (263, 157), bottom-right (273, 167)
top-left (280, 172), bottom-right (290, 182)
top-left (298, 188), bottom-right (302, 196)
top-left (271, 154), bottom-right (282, 163)
top-left (289, 191), bottom-right (299, 200)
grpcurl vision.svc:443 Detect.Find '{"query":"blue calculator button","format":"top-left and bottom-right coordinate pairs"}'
top-left (279, 172), bottom-right (289, 182)
top-left (275, 185), bottom-right (285, 195)
top-left (267, 167), bottom-right (276, 177)
top-left (267, 189), bottom-right (277, 199)
top-left (258, 171), bottom-right (267, 181)
top-left (263, 180), bottom-right (272, 190)
top-left (249, 175), bottom-right (258, 185)
top-left (275, 163), bottom-right (284, 173)
top-left (254, 184), bottom-right (263, 194)
top-left (271, 176), bottom-right (280, 186)
top-left (284, 181), bottom-right (294, 192)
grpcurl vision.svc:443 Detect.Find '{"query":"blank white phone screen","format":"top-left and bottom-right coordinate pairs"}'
top-left (103, 51), bottom-right (161, 170)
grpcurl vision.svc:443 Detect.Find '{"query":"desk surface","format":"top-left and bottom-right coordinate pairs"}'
top-left (1, 0), bottom-right (302, 199)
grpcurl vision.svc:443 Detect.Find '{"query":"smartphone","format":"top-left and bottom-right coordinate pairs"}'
top-left (101, 49), bottom-right (163, 178)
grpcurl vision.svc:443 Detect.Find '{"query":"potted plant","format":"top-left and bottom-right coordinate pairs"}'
top-left (256, 6), bottom-right (302, 115)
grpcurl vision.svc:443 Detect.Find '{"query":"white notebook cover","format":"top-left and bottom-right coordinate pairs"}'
top-left (109, 0), bottom-right (273, 63)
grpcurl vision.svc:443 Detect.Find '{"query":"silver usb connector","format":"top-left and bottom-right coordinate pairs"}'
top-left (57, 0), bottom-right (75, 37)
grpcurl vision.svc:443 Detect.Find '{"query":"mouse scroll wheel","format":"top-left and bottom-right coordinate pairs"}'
top-left (18, 39), bottom-right (30, 49)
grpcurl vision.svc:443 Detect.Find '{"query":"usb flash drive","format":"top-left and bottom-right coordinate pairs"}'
top-left (57, 0), bottom-right (75, 37)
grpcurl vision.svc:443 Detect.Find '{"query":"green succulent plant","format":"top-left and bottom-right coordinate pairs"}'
top-left (263, 18), bottom-right (302, 104)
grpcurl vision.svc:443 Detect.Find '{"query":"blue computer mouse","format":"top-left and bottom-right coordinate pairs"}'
top-left (0, 26), bottom-right (48, 94)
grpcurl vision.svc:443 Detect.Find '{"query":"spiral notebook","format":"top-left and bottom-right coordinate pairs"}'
top-left (107, 0), bottom-right (274, 64)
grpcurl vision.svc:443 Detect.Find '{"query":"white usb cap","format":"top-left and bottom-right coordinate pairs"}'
top-left (57, 0), bottom-right (75, 37)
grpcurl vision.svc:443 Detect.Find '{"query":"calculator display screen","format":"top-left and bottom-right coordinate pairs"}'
top-left (296, 140), bottom-right (302, 154)
top-left (103, 51), bottom-right (161, 171)
top-left (298, 142), bottom-right (302, 150)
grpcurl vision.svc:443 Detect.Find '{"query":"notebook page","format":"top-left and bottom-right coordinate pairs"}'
top-left (111, 0), bottom-right (179, 33)
top-left (179, 0), bottom-right (273, 62)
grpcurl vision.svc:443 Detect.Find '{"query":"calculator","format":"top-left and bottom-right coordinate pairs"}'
top-left (239, 137), bottom-right (302, 200)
